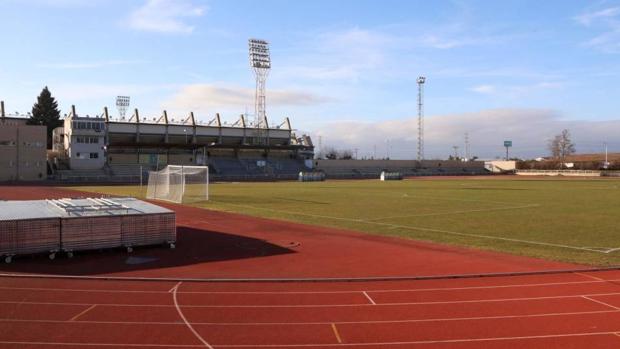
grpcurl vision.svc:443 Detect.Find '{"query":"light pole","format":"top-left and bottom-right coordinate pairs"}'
top-left (604, 142), bottom-right (609, 169)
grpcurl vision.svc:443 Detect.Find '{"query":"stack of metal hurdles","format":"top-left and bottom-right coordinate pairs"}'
top-left (0, 197), bottom-right (176, 263)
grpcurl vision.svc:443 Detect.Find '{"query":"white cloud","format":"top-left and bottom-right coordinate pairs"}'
top-left (469, 81), bottom-right (564, 97)
top-left (313, 109), bottom-right (620, 159)
top-left (575, 6), bottom-right (620, 53)
top-left (128, 0), bottom-right (206, 34)
top-left (278, 28), bottom-right (396, 83)
top-left (470, 85), bottom-right (496, 94)
top-left (418, 33), bottom-right (501, 49)
top-left (575, 7), bottom-right (620, 26)
top-left (164, 84), bottom-right (332, 113)
top-left (38, 60), bottom-right (144, 69)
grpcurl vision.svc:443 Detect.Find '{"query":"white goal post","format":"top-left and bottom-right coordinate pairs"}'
top-left (146, 165), bottom-right (209, 203)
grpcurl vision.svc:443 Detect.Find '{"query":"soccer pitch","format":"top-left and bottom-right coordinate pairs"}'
top-left (73, 177), bottom-right (620, 266)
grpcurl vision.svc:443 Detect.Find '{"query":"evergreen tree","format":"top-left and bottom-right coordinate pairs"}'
top-left (28, 86), bottom-right (62, 149)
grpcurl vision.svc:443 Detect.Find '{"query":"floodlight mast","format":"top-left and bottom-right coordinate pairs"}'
top-left (249, 38), bottom-right (271, 145)
top-left (116, 96), bottom-right (130, 120)
top-left (417, 77), bottom-right (426, 161)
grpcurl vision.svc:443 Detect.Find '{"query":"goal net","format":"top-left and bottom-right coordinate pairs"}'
top-left (146, 165), bottom-right (209, 203)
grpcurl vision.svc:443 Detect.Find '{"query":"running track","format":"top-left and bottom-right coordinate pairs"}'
top-left (1, 185), bottom-right (620, 348)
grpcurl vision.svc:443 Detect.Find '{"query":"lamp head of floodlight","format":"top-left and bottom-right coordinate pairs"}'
top-left (116, 96), bottom-right (130, 107)
top-left (417, 76), bottom-right (426, 84)
top-left (249, 38), bottom-right (271, 69)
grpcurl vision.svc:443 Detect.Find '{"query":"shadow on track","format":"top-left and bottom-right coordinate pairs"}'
top-left (0, 226), bottom-right (295, 275)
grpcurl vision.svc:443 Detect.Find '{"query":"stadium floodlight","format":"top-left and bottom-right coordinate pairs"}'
top-left (116, 96), bottom-right (130, 120)
top-left (249, 38), bottom-right (271, 143)
top-left (416, 77), bottom-right (426, 161)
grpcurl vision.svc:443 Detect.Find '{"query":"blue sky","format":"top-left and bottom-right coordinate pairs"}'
top-left (1, 0), bottom-right (620, 158)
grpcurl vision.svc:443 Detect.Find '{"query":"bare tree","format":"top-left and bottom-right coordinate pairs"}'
top-left (548, 129), bottom-right (576, 168)
top-left (324, 147), bottom-right (339, 160)
top-left (339, 149), bottom-right (354, 160)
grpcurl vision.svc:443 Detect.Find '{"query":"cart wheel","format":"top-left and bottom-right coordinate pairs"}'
top-left (4, 256), bottom-right (11, 264)
top-left (169, 243), bottom-right (176, 249)
top-left (67, 252), bottom-right (74, 258)
top-left (127, 246), bottom-right (133, 253)
top-left (49, 253), bottom-right (56, 260)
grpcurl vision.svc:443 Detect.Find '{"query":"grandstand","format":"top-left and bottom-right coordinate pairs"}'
top-left (314, 159), bottom-right (488, 179)
top-left (51, 106), bottom-right (315, 182)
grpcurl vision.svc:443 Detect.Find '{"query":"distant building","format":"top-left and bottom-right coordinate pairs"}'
top-left (61, 112), bottom-right (106, 170)
top-left (0, 124), bottom-right (47, 181)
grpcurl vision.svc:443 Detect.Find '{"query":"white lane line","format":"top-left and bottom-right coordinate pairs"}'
top-left (8, 290), bottom-right (620, 308)
top-left (582, 296), bottom-right (620, 310)
top-left (213, 201), bottom-right (608, 254)
top-left (367, 204), bottom-right (540, 221)
top-left (331, 323), bottom-right (343, 343)
top-left (574, 272), bottom-right (607, 282)
top-left (1, 277), bottom-right (619, 294)
top-left (362, 291), bottom-right (376, 305)
top-left (169, 281), bottom-right (182, 293)
top-left (2, 309), bottom-right (619, 326)
top-left (211, 331), bottom-right (620, 347)
top-left (68, 304), bottom-right (97, 322)
top-left (0, 342), bottom-right (202, 347)
top-left (171, 282), bottom-right (214, 349)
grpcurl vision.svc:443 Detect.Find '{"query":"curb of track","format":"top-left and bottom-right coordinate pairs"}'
top-left (1, 266), bottom-right (620, 283)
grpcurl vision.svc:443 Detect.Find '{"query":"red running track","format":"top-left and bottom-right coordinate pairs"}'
top-left (3, 271), bottom-right (620, 348)
top-left (1, 185), bottom-right (620, 348)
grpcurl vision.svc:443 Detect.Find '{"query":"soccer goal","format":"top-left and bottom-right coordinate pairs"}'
top-left (146, 165), bottom-right (209, 204)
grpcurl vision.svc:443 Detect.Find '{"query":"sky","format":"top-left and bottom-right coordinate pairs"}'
top-left (1, 0), bottom-right (620, 159)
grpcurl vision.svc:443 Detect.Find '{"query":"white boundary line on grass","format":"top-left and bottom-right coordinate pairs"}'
top-left (366, 204), bottom-right (540, 221)
top-left (213, 201), bottom-right (618, 254)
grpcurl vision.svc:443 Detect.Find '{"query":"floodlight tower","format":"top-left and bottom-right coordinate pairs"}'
top-left (464, 132), bottom-right (470, 161)
top-left (116, 96), bottom-right (130, 120)
top-left (417, 76), bottom-right (426, 161)
top-left (249, 38), bottom-right (271, 144)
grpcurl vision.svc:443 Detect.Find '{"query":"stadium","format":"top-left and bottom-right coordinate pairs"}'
top-left (2, 3), bottom-right (620, 348)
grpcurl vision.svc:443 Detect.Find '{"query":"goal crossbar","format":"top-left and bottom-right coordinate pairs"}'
top-left (146, 165), bottom-right (209, 204)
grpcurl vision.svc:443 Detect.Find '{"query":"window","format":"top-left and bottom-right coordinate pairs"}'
top-left (90, 152), bottom-right (99, 159)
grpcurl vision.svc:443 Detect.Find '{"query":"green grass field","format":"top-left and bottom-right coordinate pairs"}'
top-left (72, 177), bottom-right (620, 266)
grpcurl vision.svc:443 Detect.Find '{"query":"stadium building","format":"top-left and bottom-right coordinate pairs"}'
top-left (0, 101), bottom-right (47, 181)
top-left (52, 105), bottom-right (315, 181)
